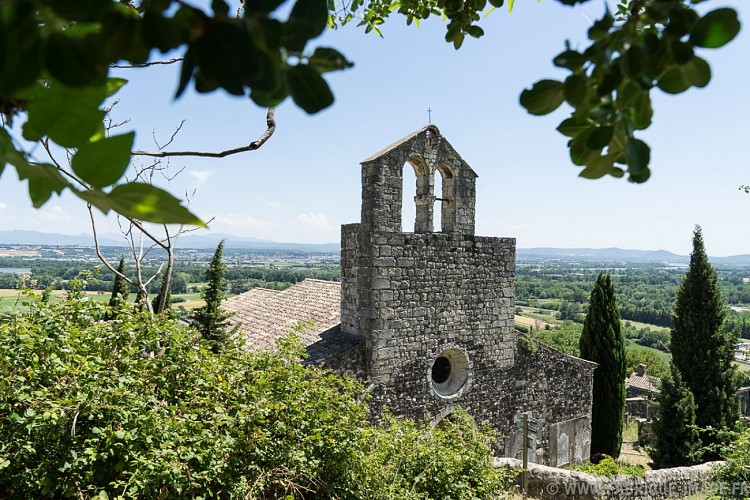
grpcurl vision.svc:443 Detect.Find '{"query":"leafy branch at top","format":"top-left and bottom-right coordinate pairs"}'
top-left (0, 0), bottom-right (353, 226)
top-left (519, 0), bottom-right (740, 183)
top-left (0, 0), bottom-right (742, 226)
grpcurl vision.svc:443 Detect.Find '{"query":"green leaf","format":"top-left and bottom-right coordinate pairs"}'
top-left (556, 117), bottom-right (592, 138)
top-left (621, 46), bottom-right (643, 77)
top-left (175, 47), bottom-right (195, 98)
top-left (307, 47), bottom-right (354, 74)
top-left (579, 154), bottom-right (615, 179)
top-left (0, 129), bottom-right (27, 170)
top-left (520, 80), bottom-right (564, 116)
top-left (690, 8), bottom-right (740, 49)
top-left (143, 11), bottom-right (191, 52)
top-left (195, 21), bottom-right (258, 96)
top-left (287, 64), bottom-right (334, 114)
top-left (106, 77), bottom-right (128, 97)
top-left (588, 9), bottom-right (614, 41)
top-left (71, 132), bottom-right (134, 189)
top-left (23, 83), bottom-right (106, 148)
top-left (657, 57), bottom-right (711, 94)
top-left (81, 183), bottom-right (206, 226)
top-left (14, 162), bottom-right (69, 207)
top-left (246, 0), bottom-right (287, 16)
top-left (625, 137), bottom-right (651, 182)
top-left (621, 84), bottom-right (652, 130)
top-left (553, 50), bottom-right (586, 71)
top-left (45, 33), bottom-right (103, 88)
top-left (285, 0), bottom-right (328, 51)
top-left (585, 126), bottom-right (613, 150)
top-left (563, 74), bottom-right (588, 107)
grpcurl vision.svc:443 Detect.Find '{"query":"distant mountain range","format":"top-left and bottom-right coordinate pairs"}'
top-left (0, 230), bottom-right (339, 253)
top-left (3, 230), bottom-right (750, 263)
top-left (517, 247), bottom-right (750, 265)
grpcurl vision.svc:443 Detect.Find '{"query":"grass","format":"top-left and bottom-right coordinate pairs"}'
top-left (621, 319), bottom-right (671, 333)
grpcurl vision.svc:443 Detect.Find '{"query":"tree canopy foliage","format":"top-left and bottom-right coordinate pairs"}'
top-left (0, 0), bottom-right (741, 224)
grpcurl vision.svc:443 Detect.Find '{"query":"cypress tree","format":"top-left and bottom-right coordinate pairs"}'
top-left (108, 256), bottom-right (129, 309)
top-left (652, 364), bottom-right (702, 468)
top-left (579, 273), bottom-right (626, 458)
top-left (151, 273), bottom-right (172, 314)
top-left (671, 225), bottom-right (740, 455)
top-left (191, 240), bottom-right (233, 353)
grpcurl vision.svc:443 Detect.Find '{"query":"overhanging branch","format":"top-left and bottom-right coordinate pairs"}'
top-left (132, 108), bottom-right (276, 158)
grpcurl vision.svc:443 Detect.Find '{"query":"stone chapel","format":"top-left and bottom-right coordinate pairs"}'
top-left (224, 125), bottom-right (596, 466)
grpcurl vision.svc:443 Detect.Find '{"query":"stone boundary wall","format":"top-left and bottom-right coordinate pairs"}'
top-left (494, 458), bottom-right (723, 500)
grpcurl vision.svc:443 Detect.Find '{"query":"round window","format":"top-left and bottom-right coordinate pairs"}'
top-left (430, 349), bottom-right (470, 397)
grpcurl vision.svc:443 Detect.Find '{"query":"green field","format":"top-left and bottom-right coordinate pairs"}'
top-left (625, 341), bottom-right (671, 362)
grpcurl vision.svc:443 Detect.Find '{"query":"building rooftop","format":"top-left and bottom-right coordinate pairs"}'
top-left (223, 279), bottom-right (362, 359)
top-left (625, 364), bottom-right (661, 394)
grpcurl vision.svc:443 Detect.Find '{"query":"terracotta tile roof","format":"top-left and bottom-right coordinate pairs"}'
top-left (625, 371), bottom-right (661, 393)
top-left (224, 279), bottom-right (361, 358)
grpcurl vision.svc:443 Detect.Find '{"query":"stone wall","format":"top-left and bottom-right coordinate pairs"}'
top-left (342, 225), bottom-right (517, 417)
top-left (502, 338), bottom-right (595, 466)
top-left (495, 458), bottom-right (723, 500)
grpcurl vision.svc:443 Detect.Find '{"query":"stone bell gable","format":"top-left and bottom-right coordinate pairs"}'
top-left (357, 125), bottom-right (476, 235)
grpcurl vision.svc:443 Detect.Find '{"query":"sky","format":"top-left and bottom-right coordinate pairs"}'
top-left (1, 0), bottom-right (750, 255)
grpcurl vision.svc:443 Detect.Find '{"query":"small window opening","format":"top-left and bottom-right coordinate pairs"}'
top-left (401, 162), bottom-right (418, 232)
top-left (431, 356), bottom-right (452, 384)
top-left (433, 169), bottom-right (443, 232)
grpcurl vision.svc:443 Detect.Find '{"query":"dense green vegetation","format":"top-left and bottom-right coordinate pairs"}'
top-left (580, 274), bottom-right (626, 459)
top-left (517, 259), bottom-right (750, 339)
top-left (710, 429), bottom-right (750, 498)
top-left (0, 256), bottom-right (340, 295)
top-left (0, 284), bottom-right (512, 498)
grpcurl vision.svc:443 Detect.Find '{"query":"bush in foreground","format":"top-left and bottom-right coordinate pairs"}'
top-left (0, 290), bottom-right (511, 498)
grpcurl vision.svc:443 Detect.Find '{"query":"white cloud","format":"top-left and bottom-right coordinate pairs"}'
top-left (188, 169), bottom-right (213, 186)
top-left (39, 205), bottom-right (72, 223)
top-left (290, 212), bottom-right (338, 243)
top-left (0, 202), bottom-right (6, 209)
top-left (206, 212), bottom-right (339, 244)
top-left (210, 214), bottom-right (275, 234)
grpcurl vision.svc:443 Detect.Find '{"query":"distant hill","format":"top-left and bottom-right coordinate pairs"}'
top-left (0, 230), bottom-right (339, 253)
top-left (518, 247), bottom-right (750, 265)
top-left (517, 247), bottom-right (684, 261)
top-left (3, 230), bottom-right (750, 263)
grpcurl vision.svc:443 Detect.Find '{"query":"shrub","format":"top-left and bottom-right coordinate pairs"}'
top-left (354, 409), bottom-right (516, 499)
top-left (0, 292), bottom-right (510, 498)
top-left (710, 428), bottom-right (750, 499)
top-left (570, 455), bottom-right (645, 477)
